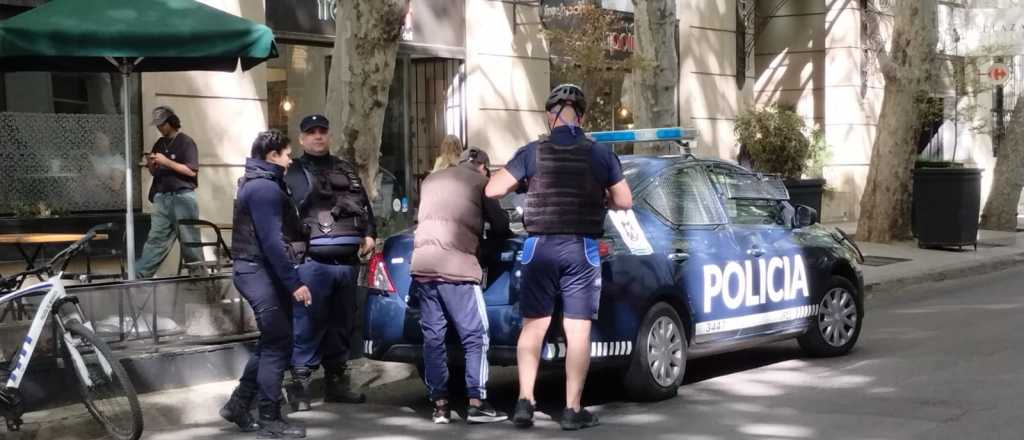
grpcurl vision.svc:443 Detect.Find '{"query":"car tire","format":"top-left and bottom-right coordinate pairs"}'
top-left (798, 276), bottom-right (863, 357)
top-left (622, 302), bottom-right (687, 402)
top-left (415, 361), bottom-right (468, 398)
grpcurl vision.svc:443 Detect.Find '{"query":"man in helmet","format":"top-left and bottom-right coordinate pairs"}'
top-left (485, 84), bottom-right (633, 431)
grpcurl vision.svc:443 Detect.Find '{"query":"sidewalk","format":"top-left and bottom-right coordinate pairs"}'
top-left (6, 222), bottom-right (1024, 439)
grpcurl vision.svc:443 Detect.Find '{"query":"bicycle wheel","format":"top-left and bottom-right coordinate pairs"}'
top-left (61, 320), bottom-right (143, 440)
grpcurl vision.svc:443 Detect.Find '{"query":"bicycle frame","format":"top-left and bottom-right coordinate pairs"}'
top-left (0, 273), bottom-right (106, 390)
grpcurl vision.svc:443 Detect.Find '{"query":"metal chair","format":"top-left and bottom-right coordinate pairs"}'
top-left (175, 219), bottom-right (233, 276)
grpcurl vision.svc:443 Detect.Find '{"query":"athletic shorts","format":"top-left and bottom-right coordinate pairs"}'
top-left (518, 234), bottom-right (601, 320)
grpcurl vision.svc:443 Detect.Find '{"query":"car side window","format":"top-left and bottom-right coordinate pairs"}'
top-left (707, 170), bottom-right (784, 226)
top-left (644, 166), bottom-right (726, 226)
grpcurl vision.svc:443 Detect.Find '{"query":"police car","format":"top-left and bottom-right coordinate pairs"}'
top-left (362, 128), bottom-right (865, 401)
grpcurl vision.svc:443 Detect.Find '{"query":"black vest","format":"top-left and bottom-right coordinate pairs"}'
top-left (231, 169), bottom-right (307, 263)
top-left (295, 155), bottom-right (368, 240)
top-left (524, 137), bottom-right (606, 237)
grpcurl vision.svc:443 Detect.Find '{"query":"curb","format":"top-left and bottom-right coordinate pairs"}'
top-left (864, 251), bottom-right (1024, 298)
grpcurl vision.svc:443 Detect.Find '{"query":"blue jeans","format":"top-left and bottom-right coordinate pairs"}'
top-left (291, 259), bottom-right (358, 368)
top-left (234, 260), bottom-right (294, 407)
top-left (414, 281), bottom-right (490, 401)
top-left (135, 190), bottom-right (201, 278)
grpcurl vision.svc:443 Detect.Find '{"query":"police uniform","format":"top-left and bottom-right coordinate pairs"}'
top-left (283, 115), bottom-right (375, 408)
top-left (222, 156), bottom-right (307, 431)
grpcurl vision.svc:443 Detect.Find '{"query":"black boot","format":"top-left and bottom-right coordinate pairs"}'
top-left (219, 386), bottom-right (259, 432)
top-left (323, 360), bottom-right (366, 404)
top-left (257, 402), bottom-right (306, 439)
top-left (285, 367), bottom-right (313, 412)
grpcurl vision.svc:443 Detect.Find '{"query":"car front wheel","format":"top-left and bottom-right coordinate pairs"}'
top-left (798, 275), bottom-right (863, 357)
top-left (623, 302), bottom-right (687, 401)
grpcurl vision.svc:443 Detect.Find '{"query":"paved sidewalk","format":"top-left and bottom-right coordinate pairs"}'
top-left (6, 221), bottom-right (1024, 439)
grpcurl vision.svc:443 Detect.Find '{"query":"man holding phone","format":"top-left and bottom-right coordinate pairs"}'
top-left (135, 106), bottom-right (202, 278)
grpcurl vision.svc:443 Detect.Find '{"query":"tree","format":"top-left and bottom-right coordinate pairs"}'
top-left (856, 0), bottom-right (938, 242)
top-left (546, 3), bottom-right (643, 133)
top-left (628, 0), bottom-right (678, 155)
top-left (326, 0), bottom-right (410, 200)
top-left (980, 95), bottom-right (1024, 230)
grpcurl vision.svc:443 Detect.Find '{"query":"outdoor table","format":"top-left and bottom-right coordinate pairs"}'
top-left (0, 233), bottom-right (108, 279)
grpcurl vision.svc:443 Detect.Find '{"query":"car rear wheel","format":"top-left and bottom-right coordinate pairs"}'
top-left (623, 302), bottom-right (687, 402)
top-left (798, 276), bottom-right (863, 357)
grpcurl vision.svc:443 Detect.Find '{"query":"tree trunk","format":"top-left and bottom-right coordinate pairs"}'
top-left (629, 0), bottom-right (678, 155)
top-left (855, 0), bottom-right (936, 242)
top-left (857, 83), bottom-right (920, 242)
top-left (980, 95), bottom-right (1024, 231)
top-left (326, 0), bottom-right (409, 201)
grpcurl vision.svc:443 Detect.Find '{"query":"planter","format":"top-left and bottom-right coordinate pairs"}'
top-left (912, 168), bottom-right (982, 249)
top-left (785, 178), bottom-right (826, 214)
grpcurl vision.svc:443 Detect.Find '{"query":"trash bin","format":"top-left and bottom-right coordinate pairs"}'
top-left (912, 167), bottom-right (982, 249)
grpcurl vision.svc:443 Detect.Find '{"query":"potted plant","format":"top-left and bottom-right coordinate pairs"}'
top-left (735, 105), bottom-right (827, 214)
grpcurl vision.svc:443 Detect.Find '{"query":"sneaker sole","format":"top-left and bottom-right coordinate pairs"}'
top-left (561, 419), bottom-right (600, 431)
top-left (468, 415), bottom-right (509, 424)
top-left (513, 417), bottom-right (534, 428)
top-left (433, 417), bottom-right (451, 424)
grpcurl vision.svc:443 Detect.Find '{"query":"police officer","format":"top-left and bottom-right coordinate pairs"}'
top-left (485, 84), bottom-right (633, 431)
top-left (411, 148), bottom-right (511, 425)
top-left (220, 130), bottom-right (310, 438)
top-left (283, 114), bottom-right (375, 410)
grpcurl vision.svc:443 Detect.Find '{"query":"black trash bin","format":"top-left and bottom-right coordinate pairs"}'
top-left (912, 167), bottom-right (982, 249)
top-left (786, 178), bottom-right (826, 214)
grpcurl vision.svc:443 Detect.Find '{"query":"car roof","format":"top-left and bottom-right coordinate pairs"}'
top-left (619, 155), bottom-right (746, 188)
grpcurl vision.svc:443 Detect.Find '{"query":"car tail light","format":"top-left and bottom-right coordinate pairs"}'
top-left (598, 240), bottom-right (611, 257)
top-left (366, 252), bottom-right (395, 293)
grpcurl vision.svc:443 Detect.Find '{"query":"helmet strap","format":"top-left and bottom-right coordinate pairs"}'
top-left (549, 104), bottom-right (581, 135)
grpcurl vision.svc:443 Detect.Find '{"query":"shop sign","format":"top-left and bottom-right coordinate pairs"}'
top-left (947, 1), bottom-right (1024, 55)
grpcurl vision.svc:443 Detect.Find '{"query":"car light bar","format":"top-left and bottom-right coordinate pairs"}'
top-left (588, 127), bottom-right (700, 143)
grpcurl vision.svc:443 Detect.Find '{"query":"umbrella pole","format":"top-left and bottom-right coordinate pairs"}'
top-left (123, 68), bottom-right (136, 281)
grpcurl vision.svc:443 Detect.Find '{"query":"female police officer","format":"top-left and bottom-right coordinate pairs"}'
top-left (220, 130), bottom-right (312, 438)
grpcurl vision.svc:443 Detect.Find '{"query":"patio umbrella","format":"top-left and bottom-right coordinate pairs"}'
top-left (0, 0), bottom-right (278, 279)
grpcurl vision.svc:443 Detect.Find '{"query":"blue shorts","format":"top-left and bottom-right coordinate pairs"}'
top-left (519, 235), bottom-right (601, 320)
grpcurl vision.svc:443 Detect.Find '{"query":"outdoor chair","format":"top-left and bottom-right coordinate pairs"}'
top-left (175, 219), bottom-right (233, 276)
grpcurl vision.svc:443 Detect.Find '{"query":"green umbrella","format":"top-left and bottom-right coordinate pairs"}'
top-left (0, 0), bottom-right (278, 279)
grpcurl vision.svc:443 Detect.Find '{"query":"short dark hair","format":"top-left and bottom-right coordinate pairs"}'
top-left (165, 114), bottom-right (181, 130)
top-left (250, 129), bottom-right (290, 160)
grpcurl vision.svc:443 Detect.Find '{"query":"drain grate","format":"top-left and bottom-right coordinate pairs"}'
top-left (861, 255), bottom-right (912, 267)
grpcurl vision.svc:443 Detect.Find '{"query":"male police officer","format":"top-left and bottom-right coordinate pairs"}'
top-left (220, 130), bottom-right (311, 438)
top-left (486, 84), bottom-right (633, 431)
top-left (283, 114), bottom-right (375, 410)
top-left (411, 148), bottom-right (511, 424)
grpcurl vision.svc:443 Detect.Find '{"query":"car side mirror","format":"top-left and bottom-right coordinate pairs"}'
top-left (794, 205), bottom-right (818, 228)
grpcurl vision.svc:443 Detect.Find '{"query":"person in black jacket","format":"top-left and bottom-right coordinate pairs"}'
top-left (219, 130), bottom-right (311, 439)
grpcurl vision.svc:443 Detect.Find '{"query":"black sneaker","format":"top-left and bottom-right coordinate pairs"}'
top-left (432, 401), bottom-right (452, 424)
top-left (512, 399), bottom-right (535, 428)
top-left (560, 407), bottom-right (599, 431)
top-left (467, 401), bottom-right (508, 424)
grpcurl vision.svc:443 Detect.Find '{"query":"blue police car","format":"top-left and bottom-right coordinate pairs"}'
top-left (362, 128), bottom-right (865, 401)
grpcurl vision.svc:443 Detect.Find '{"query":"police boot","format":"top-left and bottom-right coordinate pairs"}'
top-left (285, 367), bottom-right (314, 412)
top-left (256, 402), bottom-right (306, 439)
top-left (219, 386), bottom-right (259, 432)
top-left (323, 360), bottom-right (366, 404)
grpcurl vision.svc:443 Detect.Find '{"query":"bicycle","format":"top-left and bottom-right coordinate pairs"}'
top-left (0, 229), bottom-right (143, 440)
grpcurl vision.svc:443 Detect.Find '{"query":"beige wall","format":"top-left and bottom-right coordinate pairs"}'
top-left (678, 0), bottom-right (754, 160)
top-left (139, 0), bottom-right (268, 275)
top-left (464, 0), bottom-right (550, 165)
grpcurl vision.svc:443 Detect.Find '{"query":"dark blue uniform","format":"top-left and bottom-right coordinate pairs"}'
top-left (231, 159), bottom-right (305, 408)
top-left (505, 126), bottom-right (623, 319)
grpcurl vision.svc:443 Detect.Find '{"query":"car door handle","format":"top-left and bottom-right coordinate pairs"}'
top-left (667, 252), bottom-right (689, 262)
top-left (747, 246), bottom-right (765, 257)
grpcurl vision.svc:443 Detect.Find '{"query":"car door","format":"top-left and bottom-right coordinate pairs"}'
top-left (705, 166), bottom-right (816, 340)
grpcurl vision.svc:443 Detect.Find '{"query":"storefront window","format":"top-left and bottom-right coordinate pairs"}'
top-left (0, 72), bottom-right (142, 216)
top-left (267, 43), bottom-right (333, 142)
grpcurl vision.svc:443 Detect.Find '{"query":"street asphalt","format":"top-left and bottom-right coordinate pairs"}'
top-left (128, 264), bottom-right (1024, 440)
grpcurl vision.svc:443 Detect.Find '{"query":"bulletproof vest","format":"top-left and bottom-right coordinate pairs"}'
top-left (231, 169), bottom-right (307, 263)
top-left (295, 155), bottom-right (368, 239)
top-left (524, 137), bottom-right (606, 237)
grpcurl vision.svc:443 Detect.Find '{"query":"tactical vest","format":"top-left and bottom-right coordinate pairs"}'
top-left (231, 169), bottom-right (307, 263)
top-left (524, 137), bottom-right (606, 237)
top-left (294, 155), bottom-right (368, 261)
